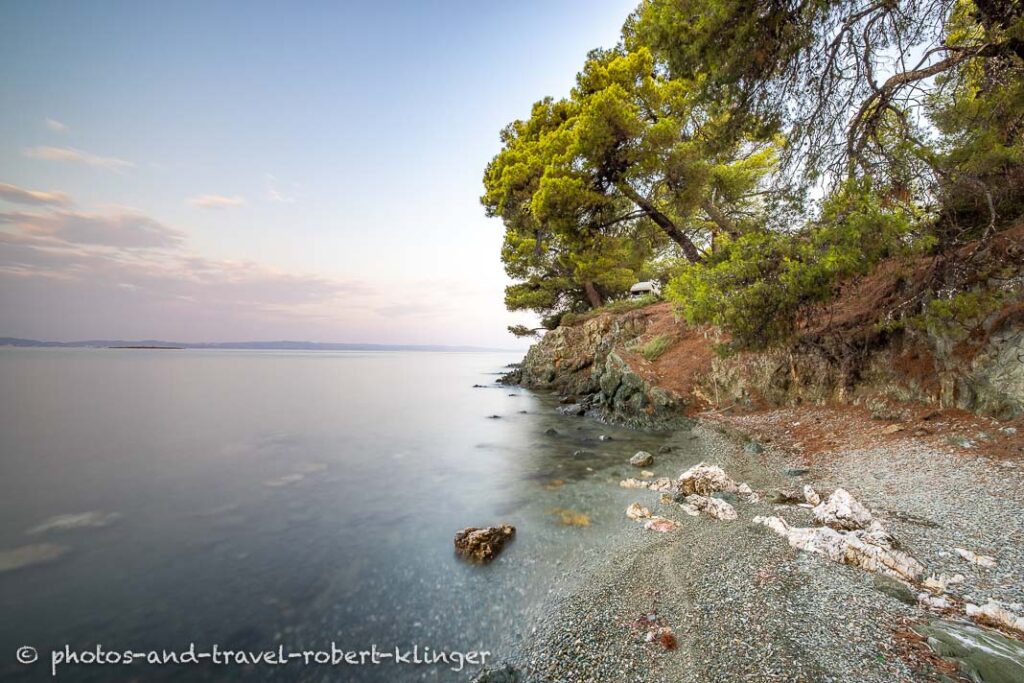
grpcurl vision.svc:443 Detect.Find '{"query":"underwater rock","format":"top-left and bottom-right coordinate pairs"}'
top-left (548, 508), bottom-right (590, 527)
top-left (27, 511), bottom-right (120, 535)
top-left (0, 543), bottom-right (69, 573)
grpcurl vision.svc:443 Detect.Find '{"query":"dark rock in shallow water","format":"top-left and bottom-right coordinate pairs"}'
top-left (629, 451), bottom-right (654, 467)
top-left (487, 415), bottom-right (502, 420)
top-left (783, 467), bottom-right (811, 477)
top-left (598, 434), bottom-right (613, 442)
top-left (556, 404), bottom-right (585, 417)
top-left (453, 524), bottom-right (516, 563)
top-left (496, 367), bottom-right (521, 385)
top-left (658, 444), bottom-right (674, 454)
top-left (472, 384), bottom-right (487, 388)
top-left (744, 441), bottom-right (765, 454)
top-left (544, 428), bottom-right (559, 436)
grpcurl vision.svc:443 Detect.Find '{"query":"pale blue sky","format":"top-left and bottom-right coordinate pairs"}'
top-left (0, 0), bottom-right (637, 346)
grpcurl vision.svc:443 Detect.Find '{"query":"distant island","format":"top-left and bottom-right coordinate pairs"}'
top-left (109, 345), bottom-right (185, 350)
top-left (0, 337), bottom-right (512, 352)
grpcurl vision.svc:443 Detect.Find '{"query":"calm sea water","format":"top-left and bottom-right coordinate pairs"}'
top-left (0, 348), bottom-right (676, 682)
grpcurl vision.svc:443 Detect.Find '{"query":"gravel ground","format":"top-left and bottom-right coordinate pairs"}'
top-left (803, 438), bottom-right (1024, 611)
top-left (486, 419), bottom-right (1024, 683)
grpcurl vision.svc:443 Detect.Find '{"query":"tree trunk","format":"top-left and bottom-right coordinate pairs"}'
top-left (616, 182), bottom-right (703, 263)
top-left (701, 198), bottom-right (740, 237)
top-left (583, 280), bottom-right (603, 308)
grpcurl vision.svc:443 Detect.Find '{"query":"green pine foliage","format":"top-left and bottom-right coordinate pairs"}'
top-left (485, 0), bottom-right (1024, 347)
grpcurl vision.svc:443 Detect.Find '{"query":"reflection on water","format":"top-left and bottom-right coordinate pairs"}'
top-left (0, 348), bottom-right (692, 681)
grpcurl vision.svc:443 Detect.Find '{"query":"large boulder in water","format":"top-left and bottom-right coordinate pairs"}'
top-left (454, 524), bottom-right (516, 563)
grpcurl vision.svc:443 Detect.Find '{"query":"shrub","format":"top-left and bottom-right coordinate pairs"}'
top-left (638, 334), bottom-right (672, 361)
top-left (667, 181), bottom-right (923, 351)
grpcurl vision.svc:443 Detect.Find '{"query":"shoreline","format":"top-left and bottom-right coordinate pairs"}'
top-left (481, 403), bottom-right (1024, 683)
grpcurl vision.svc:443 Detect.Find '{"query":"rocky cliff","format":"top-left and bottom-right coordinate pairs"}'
top-left (508, 227), bottom-right (1024, 426)
top-left (508, 304), bottom-right (694, 429)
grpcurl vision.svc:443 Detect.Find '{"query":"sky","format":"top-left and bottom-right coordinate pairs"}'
top-left (0, 0), bottom-right (638, 348)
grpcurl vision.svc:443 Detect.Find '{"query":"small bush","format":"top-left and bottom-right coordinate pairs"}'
top-left (638, 334), bottom-right (672, 361)
top-left (912, 289), bottom-right (1006, 339)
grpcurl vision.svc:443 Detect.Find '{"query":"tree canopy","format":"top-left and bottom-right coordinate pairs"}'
top-left (484, 0), bottom-right (1024, 342)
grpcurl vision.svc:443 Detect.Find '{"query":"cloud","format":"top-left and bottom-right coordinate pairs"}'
top-left (45, 118), bottom-right (69, 134)
top-left (23, 146), bottom-right (134, 171)
top-left (0, 204), bottom-right (518, 346)
top-left (0, 182), bottom-right (72, 207)
top-left (265, 174), bottom-right (296, 203)
top-left (187, 194), bottom-right (246, 210)
top-left (0, 206), bottom-right (370, 337)
top-left (0, 209), bottom-right (185, 249)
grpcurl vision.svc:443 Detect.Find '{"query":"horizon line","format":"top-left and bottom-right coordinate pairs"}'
top-left (0, 336), bottom-right (526, 353)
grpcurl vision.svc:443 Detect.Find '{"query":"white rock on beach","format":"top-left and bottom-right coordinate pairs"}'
top-left (966, 602), bottom-right (1024, 637)
top-left (752, 515), bottom-right (924, 582)
top-left (619, 476), bottom-right (674, 492)
top-left (803, 485), bottom-right (821, 506)
top-left (812, 488), bottom-right (873, 530)
top-left (644, 516), bottom-right (680, 532)
top-left (918, 593), bottom-right (954, 611)
top-left (678, 503), bottom-right (700, 517)
top-left (686, 494), bottom-right (738, 521)
top-left (923, 573), bottom-right (966, 593)
top-left (954, 547), bottom-right (996, 568)
top-left (677, 463), bottom-right (739, 496)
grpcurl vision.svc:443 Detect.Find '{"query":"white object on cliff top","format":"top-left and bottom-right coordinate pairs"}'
top-left (630, 280), bottom-right (662, 297)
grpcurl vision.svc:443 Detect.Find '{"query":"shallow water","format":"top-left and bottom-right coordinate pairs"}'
top-left (0, 348), bottom-right (684, 681)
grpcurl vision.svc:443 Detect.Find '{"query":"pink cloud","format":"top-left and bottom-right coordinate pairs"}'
top-left (23, 146), bottom-right (133, 171)
top-left (0, 182), bottom-right (73, 207)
